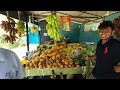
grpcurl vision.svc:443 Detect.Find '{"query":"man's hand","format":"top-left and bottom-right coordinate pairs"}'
top-left (82, 55), bottom-right (96, 61)
top-left (113, 65), bottom-right (120, 73)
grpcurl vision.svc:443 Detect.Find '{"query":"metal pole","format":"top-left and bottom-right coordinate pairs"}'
top-left (23, 12), bottom-right (29, 52)
top-left (38, 20), bottom-right (41, 45)
top-left (38, 30), bottom-right (41, 44)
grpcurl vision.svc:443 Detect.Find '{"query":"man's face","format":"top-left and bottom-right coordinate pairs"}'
top-left (99, 26), bottom-right (113, 40)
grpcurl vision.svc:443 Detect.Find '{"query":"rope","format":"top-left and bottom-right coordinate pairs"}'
top-left (6, 11), bottom-right (9, 17)
top-left (18, 11), bottom-right (21, 21)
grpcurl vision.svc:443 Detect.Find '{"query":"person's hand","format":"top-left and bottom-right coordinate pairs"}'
top-left (113, 65), bottom-right (120, 73)
top-left (82, 56), bottom-right (89, 60)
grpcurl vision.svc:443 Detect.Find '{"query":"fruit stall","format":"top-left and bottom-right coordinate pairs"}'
top-left (19, 12), bottom-right (120, 79)
top-left (0, 11), bottom-right (98, 79)
top-left (2, 11), bottom-right (120, 79)
top-left (21, 41), bottom-right (96, 79)
top-left (20, 12), bottom-right (98, 79)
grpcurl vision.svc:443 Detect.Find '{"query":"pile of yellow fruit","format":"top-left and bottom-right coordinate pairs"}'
top-left (25, 42), bottom-right (81, 70)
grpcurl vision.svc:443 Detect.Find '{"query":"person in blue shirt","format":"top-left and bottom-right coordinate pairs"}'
top-left (0, 48), bottom-right (25, 79)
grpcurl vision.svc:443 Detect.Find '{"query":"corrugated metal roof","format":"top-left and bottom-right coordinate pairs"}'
top-left (28, 11), bottom-right (120, 24)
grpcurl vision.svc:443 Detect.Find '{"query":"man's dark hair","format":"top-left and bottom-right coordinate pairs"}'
top-left (98, 20), bottom-right (114, 30)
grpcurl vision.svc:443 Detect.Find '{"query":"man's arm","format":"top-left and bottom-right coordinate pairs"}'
top-left (82, 55), bottom-right (96, 60)
top-left (16, 62), bottom-right (26, 79)
top-left (88, 55), bottom-right (96, 60)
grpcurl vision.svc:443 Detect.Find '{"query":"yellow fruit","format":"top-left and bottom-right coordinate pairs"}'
top-left (53, 63), bottom-right (57, 66)
top-left (43, 65), bottom-right (46, 68)
top-left (76, 43), bottom-right (80, 47)
top-left (60, 45), bottom-right (64, 49)
top-left (35, 51), bottom-right (41, 56)
top-left (76, 65), bottom-right (80, 68)
top-left (47, 50), bottom-right (52, 54)
top-left (51, 47), bottom-right (56, 51)
top-left (31, 29), bottom-right (36, 33)
top-left (62, 59), bottom-right (65, 63)
top-left (47, 54), bottom-right (51, 57)
top-left (60, 65), bottom-right (64, 68)
top-left (52, 66), bottom-right (55, 68)
top-left (50, 63), bottom-right (53, 66)
top-left (25, 61), bottom-right (29, 66)
top-left (56, 60), bottom-right (59, 63)
top-left (51, 52), bottom-right (57, 56)
top-left (67, 53), bottom-right (70, 56)
top-left (31, 25), bottom-right (36, 34)
top-left (35, 56), bottom-right (40, 61)
top-left (38, 62), bottom-right (41, 66)
top-left (70, 56), bottom-right (73, 59)
top-left (59, 49), bottom-right (63, 53)
top-left (40, 59), bottom-right (44, 61)
top-left (56, 46), bottom-right (60, 50)
top-left (31, 60), bottom-right (36, 64)
top-left (47, 65), bottom-right (51, 68)
top-left (29, 63), bottom-right (33, 67)
top-left (75, 61), bottom-right (80, 65)
top-left (25, 66), bottom-right (29, 70)
top-left (65, 65), bottom-right (68, 68)
top-left (39, 65), bottom-right (43, 69)
top-left (33, 64), bottom-right (38, 68)
top-left (56, 54), bottom-right (60, 58)
top-left (69, 62), bottom-right (73, 65)
top-left (20, 60), bottom-right (27, 65)
top-left (68, 65), bottom-right (72, 68)
top-left (64, 61), bottom-right (69, 65)
top-left (52, 56), bottom-right (56, 60)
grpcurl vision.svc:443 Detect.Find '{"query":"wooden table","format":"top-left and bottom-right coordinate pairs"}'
top-left (25, 67), bottom-right (83, 77)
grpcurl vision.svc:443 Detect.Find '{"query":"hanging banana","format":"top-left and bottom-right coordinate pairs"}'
top-left (16, 20), bottom-right (25, 37)
top-left (30, 25), bottom-right (36, 36)
top-left (46, 15), bottom-right (61, 42)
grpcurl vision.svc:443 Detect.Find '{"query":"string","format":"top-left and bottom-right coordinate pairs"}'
top-left (32, 13), bottom-right (34, 23)
top-left (18, 11), bottom-right (20, 21)
top-left (6, 11), bottom-right (9, 17)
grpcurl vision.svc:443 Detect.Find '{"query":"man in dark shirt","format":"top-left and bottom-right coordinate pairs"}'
top-left (83, 21), bottom-right (120, 79)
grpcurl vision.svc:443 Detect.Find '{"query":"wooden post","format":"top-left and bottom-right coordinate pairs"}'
top-left (60, 72), bottom-right (64, 79)
top-left (86, 60), bottom-right (91, 79)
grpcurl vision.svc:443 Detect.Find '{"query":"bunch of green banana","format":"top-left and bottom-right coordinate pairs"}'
top-left (46, 15), bottom-right (61, 42)
top-left (16, 20), bottom-right (25, 37)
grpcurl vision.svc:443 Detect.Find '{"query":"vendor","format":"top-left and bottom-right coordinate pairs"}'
top-left (61, 35), bottom-right (71, 43)
top-left (61, 35), bottom-right (65, 39)
top-left (66, 38), bottom-right (71, 43)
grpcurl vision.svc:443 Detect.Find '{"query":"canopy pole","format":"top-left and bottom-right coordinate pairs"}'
top-left (23, 12), bottom-right (29, 52)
